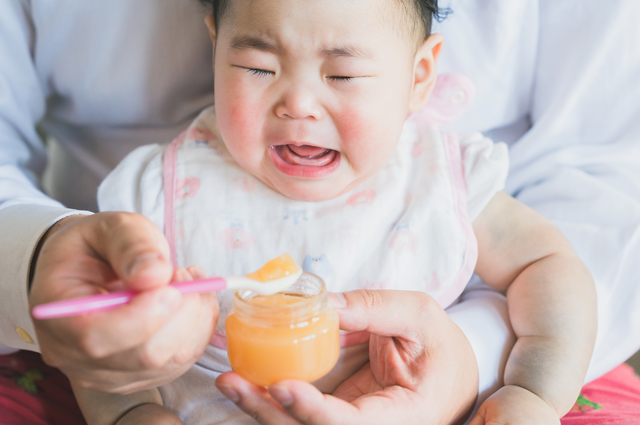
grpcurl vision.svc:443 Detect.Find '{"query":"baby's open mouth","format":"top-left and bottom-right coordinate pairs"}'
top-left (269, 144), bottom-right (341, 178)
top-left (276, 144), bottom-right (337, 166)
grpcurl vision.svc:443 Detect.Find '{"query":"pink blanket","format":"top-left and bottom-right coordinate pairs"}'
top-left (1, 350), bottom-right (639, 424)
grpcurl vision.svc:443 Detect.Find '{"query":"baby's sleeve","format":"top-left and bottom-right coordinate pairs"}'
top-left (97, 144), bottom-right (166, 232)
top-left (458, 132), bottom-right (509, 222)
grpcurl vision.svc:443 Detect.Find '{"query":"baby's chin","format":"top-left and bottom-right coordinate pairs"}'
top-left (246, 161), bottom-right (369, 202)
top-left (264, 177), bottom-right (354, 203)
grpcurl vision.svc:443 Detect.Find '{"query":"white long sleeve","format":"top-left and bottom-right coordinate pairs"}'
top-left (434, 0), bottom-right (640, 411)
top-left (508, 0), bottom-right (640, 381)
top-left (0, 0), bottom-right (81, 351)
top-left (442, 0), bottom-right (640, 385)
top-left (0, 0), bottom-right (215, 351)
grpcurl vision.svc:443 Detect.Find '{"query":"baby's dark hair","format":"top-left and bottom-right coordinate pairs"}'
top-left (199, 0), bottom-right (447, 43)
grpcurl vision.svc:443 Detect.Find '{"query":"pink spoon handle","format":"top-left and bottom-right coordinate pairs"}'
top-left (32, 277), bottom-right (227, 319)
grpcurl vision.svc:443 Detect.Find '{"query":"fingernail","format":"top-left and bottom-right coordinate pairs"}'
top-left (159, 288), bottom-right (181, 316)
top-left (128, 253), bottom-right (161, 278)
top-left (328, 292), bottom-right (347, 309)
top-left (216, 383), bottom-right (240, 403)
top-left (270, 385), bottom-right (293, 407)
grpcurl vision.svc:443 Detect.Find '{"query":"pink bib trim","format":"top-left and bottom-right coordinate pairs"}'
top-left (436, 132), bottom-right (478, 308)
top-left (163, 131), bottom-right (186, 268)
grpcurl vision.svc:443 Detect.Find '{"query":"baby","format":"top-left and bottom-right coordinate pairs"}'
top-left (75, 0), bottom-right (597, 424)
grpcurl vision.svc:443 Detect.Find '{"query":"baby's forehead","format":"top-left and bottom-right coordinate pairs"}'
top-left (220, 0), bottom-right (422, 45)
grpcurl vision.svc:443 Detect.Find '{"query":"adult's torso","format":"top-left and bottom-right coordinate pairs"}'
top-left (30, 0), bottom-right (536, 210)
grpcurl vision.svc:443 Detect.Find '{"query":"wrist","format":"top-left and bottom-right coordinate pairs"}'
top-left (28, 214), bottom-right (86, 289)
top-left (502, 384), bottom-right (559, 416)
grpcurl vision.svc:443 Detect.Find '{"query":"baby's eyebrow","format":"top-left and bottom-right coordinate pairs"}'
top-left (230, 36), bottom-right (280, 54)
top-left (229, 36), bottom-right (373, 60)
top-left (320, 46), bottom-right (374, 60)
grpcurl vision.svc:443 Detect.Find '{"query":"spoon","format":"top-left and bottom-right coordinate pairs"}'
top-left (32, 253), bottom-right (303, 319)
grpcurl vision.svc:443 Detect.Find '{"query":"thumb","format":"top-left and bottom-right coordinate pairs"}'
top-left (466, 411), bottom-right (485, 425)
top-left (85, 212), bottom-right (173, 291)
top-left (328, 289), bottom-right (446, 339)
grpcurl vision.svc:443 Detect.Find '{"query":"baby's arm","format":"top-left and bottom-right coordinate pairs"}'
top-left (472, 192), bottom-right (597, 419)
top-left (72, 384), bottom-right (182, 425)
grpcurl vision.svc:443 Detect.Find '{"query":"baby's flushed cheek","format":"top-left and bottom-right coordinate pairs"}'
top-left (218, 98), bottom-right (263, 155)
top-left (338, 108), bottom-right (368, 141)
top-left (337, 107), bottom-right (395, 172)
top-left (229, 100), bottom-right (258, 132)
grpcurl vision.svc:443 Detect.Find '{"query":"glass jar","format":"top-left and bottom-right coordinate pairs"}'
top-left (225, 272), bottom-right (340, 387)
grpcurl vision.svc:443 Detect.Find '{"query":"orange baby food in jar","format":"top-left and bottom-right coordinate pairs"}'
top-left (225, 272), bottom-right (340, 387)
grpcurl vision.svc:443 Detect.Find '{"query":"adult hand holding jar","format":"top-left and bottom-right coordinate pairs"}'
top-left (216, 289), bottom-right (479, 425)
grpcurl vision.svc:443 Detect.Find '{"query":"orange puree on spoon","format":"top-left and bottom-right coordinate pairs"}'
top-left (245, 253), bottom-right (301, 283)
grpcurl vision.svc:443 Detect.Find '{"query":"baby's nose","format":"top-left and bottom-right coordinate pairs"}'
top-left (275, 86), bottom-right (323, 120)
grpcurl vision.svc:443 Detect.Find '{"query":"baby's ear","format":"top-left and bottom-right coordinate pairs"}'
top-left (205, 14), bottom-right (217, 44)
top-left (409, 34), bottom-right (444, 113)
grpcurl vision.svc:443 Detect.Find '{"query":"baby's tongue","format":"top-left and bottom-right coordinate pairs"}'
top-left (287, 144), bottom-right (328, 158)
top-left (277, 144), bottom-right (336, 166)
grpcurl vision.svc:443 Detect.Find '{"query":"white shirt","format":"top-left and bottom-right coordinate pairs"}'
top-left (1, 0), bottom-right (639, 408)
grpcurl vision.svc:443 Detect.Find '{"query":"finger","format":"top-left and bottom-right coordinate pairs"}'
top-left (50, 285), bottom-right (183, 358)
top-left (93, 266), bottom-right (217, 369)
top-left (467, 413), bottom-right (485, 425)
top-left (97, 267), bottom-right (208, 367)
top-left (170, 265), bottom-right (217, 364)
top-left (186, 265), bottom-right (207, 280)
top-left (171, 291), bottom-right (217, 364)
top-left (84, 212), bottom-right (173, 291)
top-left (331, 361), bottom-right (380, 402)
top-left (216, 373), bottom-right (301, 425)
top-left (134, 292), bottom-right (204, 368)
top-left (269, 380), bottom-right (423, 425)
top-left (172, 267), bottom-right (191, 282)
top-left (329, 289), bottom-right (445, 339)
top-left (269, 380), bottom-right (358, 425)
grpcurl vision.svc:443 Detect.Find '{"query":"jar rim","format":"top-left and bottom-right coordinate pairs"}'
top-left (232, 272), bottom-right (327, 324)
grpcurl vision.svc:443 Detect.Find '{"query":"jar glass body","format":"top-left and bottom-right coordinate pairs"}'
top-left (225, 272), bottom-right (340, 387)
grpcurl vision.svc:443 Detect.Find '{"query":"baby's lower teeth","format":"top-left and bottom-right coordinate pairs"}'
top-left (302, 149), bottom-right (330, 159)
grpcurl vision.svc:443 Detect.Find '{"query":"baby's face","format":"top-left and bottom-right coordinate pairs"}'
top-left (209, 0), bottom-right (441, 201)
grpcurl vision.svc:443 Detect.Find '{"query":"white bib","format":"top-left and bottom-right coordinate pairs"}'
top-left (162, 106), bottom-right (478, 345)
